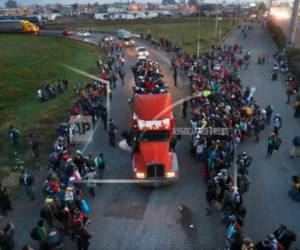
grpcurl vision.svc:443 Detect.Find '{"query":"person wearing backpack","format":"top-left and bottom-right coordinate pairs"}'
top-left (19, 170), bottom-right (35, 201)
top-left (94, 153), bottom-right (105, 186)
top-left (267, 133), bottom-right (279, 157)
top-left (31, 220), bottom-right (48, 250)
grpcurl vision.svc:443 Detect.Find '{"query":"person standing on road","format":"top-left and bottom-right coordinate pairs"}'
top-left (0, 182), bottom-right (12, 216)
top-left (19, 170), bottom-right (35, 201)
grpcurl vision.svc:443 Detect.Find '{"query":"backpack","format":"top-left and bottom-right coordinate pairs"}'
top-left (30, 227), bottom-right (40, 241)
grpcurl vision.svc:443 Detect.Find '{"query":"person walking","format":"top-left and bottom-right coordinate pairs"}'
top-left (108, 119), bottom-right (117, 147)
top-left (84, 167), bottom-right (97, 197)
top-left (62, 77), bottom-right (69, 90)
top-left (19, 170), bottom-right (35, 201)
top-left (253, 119), bottom-right (262, 143)
top-left (265, 105), bottom-right (274, 125)
top-left (40, 198), bottom-right (56, 228)
top-left (31, 220), bottom-right (48, 250)
top-left (0, 182), bottom-right (12, 216)
top-left (101, 108), bottom-right (108, 131)
top-left (173, 67), bottom-right (178, 87)
top-left (0, 223), bottom-right (15, 250)
top-left (72, 224), bottom-right (92, 250)
top-left (182, 100), bottom-right (188, 119)
top-left (286, 85), bottom-right (294, 104)
top-left (27, 134), bottom-right (40, 158)
top-left (267, 133), bottom-right (279, 157)
top-left (273, 113), bottom-right (282, 135)
top-left (8, 125), bottom-right (21, 149)
top-left (206, 180), bottom-right (216, 215)
top-left (94, 153), bottom-right (105, 185)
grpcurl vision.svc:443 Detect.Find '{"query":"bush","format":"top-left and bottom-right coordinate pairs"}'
top-left (267, 19), bottom-right (287, 50)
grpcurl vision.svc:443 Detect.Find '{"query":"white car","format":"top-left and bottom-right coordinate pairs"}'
top-left (136, 46), bottom-right (149, 57)
top-left (137, 56), bottom-right (147, 64)
top-left (77, 31), bottom-right (91, 37)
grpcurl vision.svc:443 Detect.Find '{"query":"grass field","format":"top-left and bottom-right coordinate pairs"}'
top-left (0, 34), bottom-right (102, 175)
top-left (47, 17), bottom-right (234, 54)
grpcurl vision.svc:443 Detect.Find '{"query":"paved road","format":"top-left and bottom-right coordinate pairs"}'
top-left (275, 17), bottom-right (300, 47)
top-left (227, 24), bottom-right (300, 247)
top-left (1, 26), bottom-right (300, 250)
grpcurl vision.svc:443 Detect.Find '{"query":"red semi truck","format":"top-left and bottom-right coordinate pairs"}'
top-left (130, 93), bottom-right (179, 184)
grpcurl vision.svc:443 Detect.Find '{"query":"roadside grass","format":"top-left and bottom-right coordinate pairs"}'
top-left (0, 34), bottom-right (102, 180)
top-left (46, 17), bottom-right (233, 54)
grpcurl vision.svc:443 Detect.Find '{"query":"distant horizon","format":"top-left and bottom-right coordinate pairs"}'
top-left (0, 0), bottom-right (271, 8)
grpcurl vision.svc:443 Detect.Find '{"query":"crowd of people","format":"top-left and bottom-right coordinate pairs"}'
top-left (37, 78), bottom-right (69, 102)
top-left (0, 37), bottom-right (127, 250)
top-left (144, 24), bottom-right (296, 248)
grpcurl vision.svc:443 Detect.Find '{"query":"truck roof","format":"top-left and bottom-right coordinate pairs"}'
top-left (133, 94), bottom-right (173, 120)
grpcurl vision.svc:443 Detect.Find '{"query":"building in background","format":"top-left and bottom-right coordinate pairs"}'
top-left (5, 0), bottom-right (17, 9)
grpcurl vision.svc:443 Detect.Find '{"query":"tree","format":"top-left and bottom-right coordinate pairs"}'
top-left (257, 2), bottom-right (267, 13)
top-left (72, 3), bottom-right (79, 11)
top-left (5, 0), bottom-right (18, 8)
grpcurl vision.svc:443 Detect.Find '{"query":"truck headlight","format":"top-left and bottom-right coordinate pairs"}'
top-left (136, 172), bottom-right (145, 179)
top-left (166, 171), bottom-right (176, 178)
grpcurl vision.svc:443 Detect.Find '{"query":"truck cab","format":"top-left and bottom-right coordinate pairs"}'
top-left (131, 93), bottom-right (178, 185)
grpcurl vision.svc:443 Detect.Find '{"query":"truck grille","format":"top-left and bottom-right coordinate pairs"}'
top-left (147, 164), bottom-right (164, 178)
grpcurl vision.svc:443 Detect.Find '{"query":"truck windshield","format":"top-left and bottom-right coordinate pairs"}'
top-left (140, 130), bottom-right (169, 142)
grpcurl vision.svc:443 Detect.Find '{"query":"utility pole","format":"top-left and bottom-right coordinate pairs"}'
top-left (268, 0), bottom-right (273, 17)
top-left (197, 0), bottom-right (204, 58)
top-left (218, 0), bottom-right (225, 39)
top-left (197, 0), bottom-right (200, 58)
top-left (287, 0), bottom-right (300, 47)
top-left (215, 0), bottom-right (219, 38)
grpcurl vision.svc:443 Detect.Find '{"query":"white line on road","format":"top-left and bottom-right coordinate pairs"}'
top-left (78, 179), bottom-right (164, 184)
